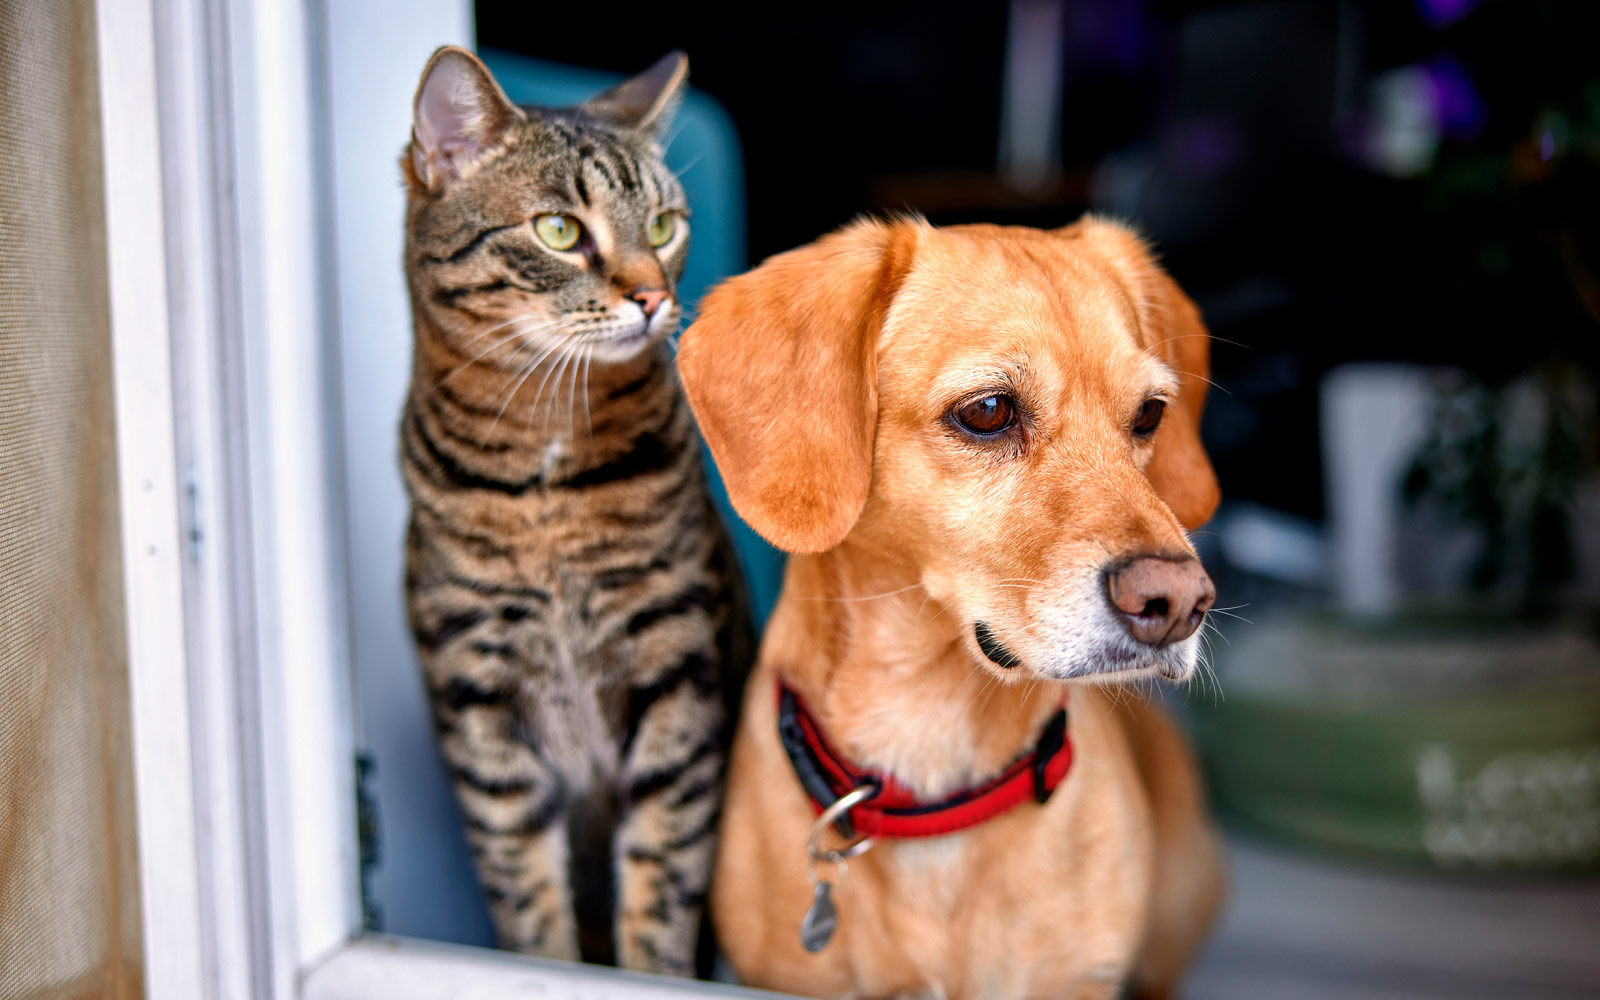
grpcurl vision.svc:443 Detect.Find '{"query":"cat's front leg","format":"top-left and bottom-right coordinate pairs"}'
top-left (428, 664), bottom-right (581, 961)
top-left (465, 815), bottom-right (580, 959)
top-left (613, 661), bottom-right (727, 977)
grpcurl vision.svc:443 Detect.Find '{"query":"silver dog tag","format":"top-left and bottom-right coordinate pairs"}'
top-left (800, 880), bottom-right (838, 952)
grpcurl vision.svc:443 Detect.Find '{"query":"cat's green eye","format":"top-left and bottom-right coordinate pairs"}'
top-left (647, 212), bottom-right (678, 248)
top-left (534, 213), bottom-right (582, 251)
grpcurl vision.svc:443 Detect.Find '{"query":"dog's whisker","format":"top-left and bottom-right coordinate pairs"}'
top-left (1149, 331), bottom-right (1253, 352)
top-left (975, 662), bottom-right (1010, 714)
top-left (800, 582), bottom-right (925, 603)
top-left (1199, 616), bottom-right (1235, 645)
top-left (1193, 622), bottom-right (1226, 705)
top-left (1168, 368), bottom-right (1231, 395)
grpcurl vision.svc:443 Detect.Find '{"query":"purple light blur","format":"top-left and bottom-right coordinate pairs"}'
top-left (1427, 56), bottom-right (1485, 139)
top-left (1166, 117), bottom-right (1242, 175)
top-left (1065, 0), bottom-right (1149, 74)
top-left (1417, 0), bottom-right (1481, 28)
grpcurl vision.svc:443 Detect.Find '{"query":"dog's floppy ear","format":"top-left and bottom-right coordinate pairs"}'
top-left (1139, 262), bottom-right (1221, 530)
top-left (678, 219), bottom-right (917, 553)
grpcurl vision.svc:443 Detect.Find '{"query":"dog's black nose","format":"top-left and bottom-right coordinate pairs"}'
top-left (974, 621), bottom-right (1021, 668)
top-left (1106, 556), bottom-right (1215, 647)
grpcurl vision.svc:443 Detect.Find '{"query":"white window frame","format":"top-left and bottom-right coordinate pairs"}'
top-left (99, 0), bottom-right (774, 996)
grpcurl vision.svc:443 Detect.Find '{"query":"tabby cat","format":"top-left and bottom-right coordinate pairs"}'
top-left (398, 46), bottom-right (751, 976)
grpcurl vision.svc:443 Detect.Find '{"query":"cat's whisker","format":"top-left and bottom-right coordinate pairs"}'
top-left (531, 337), bottom-right (583, 406)
top-left (562, 350), bottom-right (585, 427)
top-left (662, 120), bottom-right (690, 155)
top-left (482, 353), bottom-right (544, 441)
top-left (579, 344), bottom-right (595, 436)
top-left (451, 312), bottom-right (561, 351)
top-left (528, 342), bottom-right (576, 423)
top-left (483, 328), bottom-right (581, 438)
top-left (479, 334), bottom-right (570, 414)
top-left (437, 318), bottom-right (570, 387)
top-left (538, 343), bottom-right (582, 425)
top-left (564, 341), bottom-right (583, 429)
top-left (671, 153), bottom-right (704, 180)
top-left (438, 334), bottom-right (523, 386)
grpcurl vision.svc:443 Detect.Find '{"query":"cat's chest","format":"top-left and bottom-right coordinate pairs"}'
top-left (426, 434), bottom-right (620, 538)
top-left (538, 436), bottom-right (570, 482)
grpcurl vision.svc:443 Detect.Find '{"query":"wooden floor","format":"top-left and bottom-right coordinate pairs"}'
top-left (1185, 834), bottom-right (1600, 999)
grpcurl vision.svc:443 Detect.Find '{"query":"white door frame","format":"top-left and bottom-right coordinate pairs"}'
top-left (102, 0), bottom-right (774, 995)
top-left (103, 0), bottom-right (359, 995)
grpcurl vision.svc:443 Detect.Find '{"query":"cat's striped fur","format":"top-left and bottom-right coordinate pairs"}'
top-left (398, 47), bottom-right (751, 975)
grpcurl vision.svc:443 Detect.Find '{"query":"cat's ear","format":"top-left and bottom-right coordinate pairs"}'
top-left (580, 50), bottom-right (688, 138)
top-left (678, 219), bottom-right (919, 553)
top-left (409, 46), bottom-right (521, 192)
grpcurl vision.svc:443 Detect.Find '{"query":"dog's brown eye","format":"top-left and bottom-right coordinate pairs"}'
top-left (1132, 398), bottom-right (1166, 438)
top-left (954, 395), bottom-right (1016, 436)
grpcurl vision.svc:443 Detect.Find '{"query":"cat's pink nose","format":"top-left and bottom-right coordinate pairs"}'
top-left (631, 288), bottom-right (670, 318)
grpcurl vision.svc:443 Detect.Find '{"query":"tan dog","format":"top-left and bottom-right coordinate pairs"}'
top-left (678, 217), bottom-right (1224, 1000)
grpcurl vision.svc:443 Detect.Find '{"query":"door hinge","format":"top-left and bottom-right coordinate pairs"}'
top-left (184, 465), bottom-right (203, 563)
top-left (356, 751), bottom-right (383, 931)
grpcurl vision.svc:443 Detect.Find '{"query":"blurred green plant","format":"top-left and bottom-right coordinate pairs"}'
top-left (1398, 1), bottom-right (1598, 604)
top-left (1402, 369), bottom-right (1589, 602)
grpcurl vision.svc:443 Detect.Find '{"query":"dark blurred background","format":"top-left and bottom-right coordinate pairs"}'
top-left (480, 0), bottom-right (1598, 536)
top-left (469, 2), bottom-right (1600, 995)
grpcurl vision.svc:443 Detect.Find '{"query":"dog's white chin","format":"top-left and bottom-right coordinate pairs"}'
top-left (1049, 634), bottom-right (1199, 684)
top-left (997, 573), bottom-right (1203, 685)
top-left (964, 630), bottom-right (1199, 687)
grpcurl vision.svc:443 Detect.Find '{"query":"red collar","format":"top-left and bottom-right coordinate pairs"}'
top-left (776, 679), bottom-right (1072, 840)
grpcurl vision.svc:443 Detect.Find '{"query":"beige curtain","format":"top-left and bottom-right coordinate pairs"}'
top-left (0, 2), bottom-right (145, 998)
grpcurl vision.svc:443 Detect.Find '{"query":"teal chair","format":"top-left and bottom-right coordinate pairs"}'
top-left (483, 49), bottom-right (785, 627)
